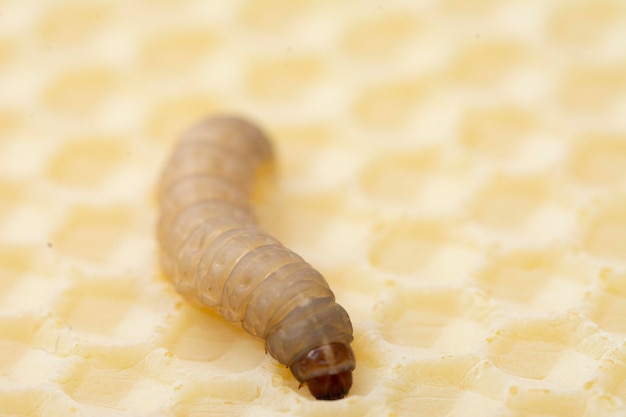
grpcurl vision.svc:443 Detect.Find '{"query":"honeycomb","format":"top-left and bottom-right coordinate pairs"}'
top-left (1, 1), bottom-right (626, 416)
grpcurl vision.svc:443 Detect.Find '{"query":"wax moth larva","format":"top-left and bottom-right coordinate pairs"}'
top-left (157, 116), bottom-right (355, 400)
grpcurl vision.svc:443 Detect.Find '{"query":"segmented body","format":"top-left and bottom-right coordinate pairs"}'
top-left (157, 116), bottom-right (355, 400)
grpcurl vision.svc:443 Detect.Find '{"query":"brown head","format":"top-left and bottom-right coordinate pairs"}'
top-left (289, 342), bottom-right (355, 400)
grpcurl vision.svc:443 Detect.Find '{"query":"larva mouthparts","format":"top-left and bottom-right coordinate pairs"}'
top-left (157, 115), bottom-right (356, 400)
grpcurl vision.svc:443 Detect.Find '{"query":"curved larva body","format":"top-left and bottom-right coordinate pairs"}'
top-left (157, 116), bottom-right (355, 400)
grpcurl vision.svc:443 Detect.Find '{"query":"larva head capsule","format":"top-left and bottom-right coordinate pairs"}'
top-left (289, 343), bottom-right (356, 400)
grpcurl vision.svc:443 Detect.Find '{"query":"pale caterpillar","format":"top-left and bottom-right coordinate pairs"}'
top-left (157, 116), bottom-right (355, 400)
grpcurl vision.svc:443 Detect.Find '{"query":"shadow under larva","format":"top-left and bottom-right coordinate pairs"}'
top-left (157, 115), bottom-right (355, 400)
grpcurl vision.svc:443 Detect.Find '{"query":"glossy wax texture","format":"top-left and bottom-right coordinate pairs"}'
top-left (157, 116), bottom-right (355, 398)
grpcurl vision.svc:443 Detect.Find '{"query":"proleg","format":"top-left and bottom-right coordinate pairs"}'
top-left (157, 115), bottom-right (355, 400)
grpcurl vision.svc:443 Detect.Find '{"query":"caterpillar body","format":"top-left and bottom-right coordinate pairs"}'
top-left (157, 116), bottom-right (355, 400)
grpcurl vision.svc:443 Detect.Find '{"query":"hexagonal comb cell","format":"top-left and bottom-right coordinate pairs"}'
top-left (485, 314), bottom-right (599, 385)
top-left (237, 0), bottom-right (317, 30)
top-left (138, 27), bottom-right (217, 74)
top-left (0, 388), bottom-right (76, 417)
top-left (374, 287), bottom-right (493, 353)
top-left (0, 107), bottom-right (22, 137)
top-left (340, 12), bottom-right (422, 60)
top-left (52, 204), bottom-right (136, 264)
top-left (383, 355), bottom-right (483, 417)
top-left (505, 386), bottom-right (587, 417)
top-left (169, 375), bottom-right (261, 416)
top-left (446, 40), bottom-right (527, 85)
top-left (368, 219), bottom-right (449, 274)
top-left (473, 246), bottom-right (591, 313)
top-left (0, 243), bottom-right (59, 312)
top-left (458, 105), bottom-right (537, 158)
top-left (245, 54), bottom-right (325, 100)
top-left (0, 313), bottom-right (62, 386)
top-left (358, 149), bottom-right (440, 203)
top-left (468, 175), bottom-right (549, 231)
top-left (41, 66), bottom-right (121, 116)
top-left (557, 64), bottom-right (626, 113)
top-left (582, 269), bottom-right (626, 335)
top-left (45, 136), bottom-right (128, 188)
top-left (350, 77), bottom-right (432, 129)
top-left (56, 349), bottom-right (178, 414)
top-left (52, 276), bottom-right (172, 343)
top-left (582, 196), bottom-right (626, 262)
top-left (0, 177), bottom-right (23, 223)
top-left (35, 3), bottom-right (113, 45)
top-left (547, 0), bottom-right (622, 45)
top-left (596, 343), bottom-right (626, 403)
top-left (568, 133), bottom-right (626, 187)
top-left (160, 304), bottom-right (264, 373)
top-left (438, 0), bottom-right (500, 15)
